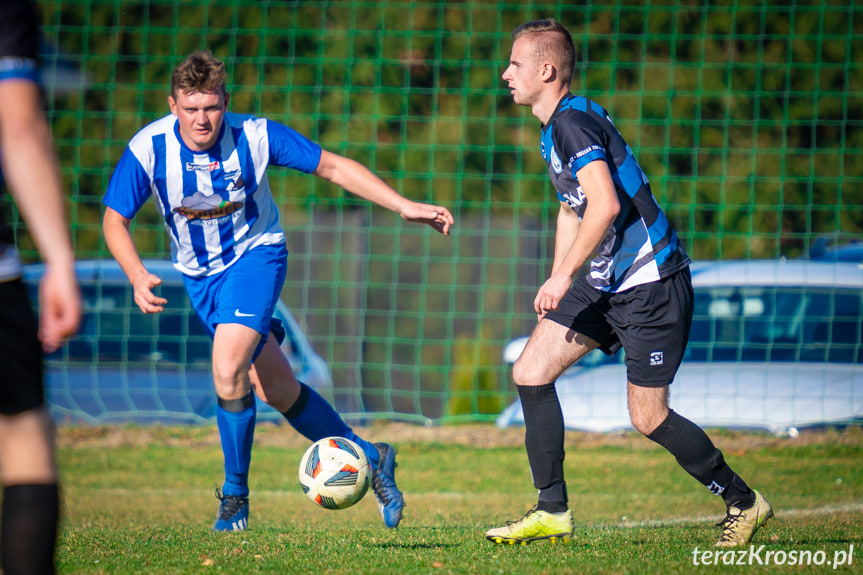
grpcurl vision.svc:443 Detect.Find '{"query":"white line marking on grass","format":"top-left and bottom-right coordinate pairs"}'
top-left (614, 501), bottom-right (863, 529)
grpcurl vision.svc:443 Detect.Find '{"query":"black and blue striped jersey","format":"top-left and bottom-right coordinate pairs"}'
top-left (540, 93), bottom-right (690, 292)
top-left (0, 0), bottom-right (41, 281)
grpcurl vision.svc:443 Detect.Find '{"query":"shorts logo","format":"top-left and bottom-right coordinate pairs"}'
top-left (650, 351), bottom-right (664, 366)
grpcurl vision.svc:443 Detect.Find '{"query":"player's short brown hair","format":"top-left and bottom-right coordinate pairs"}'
top-left (170, 50), bottom-right (226, 98)
top-left (512, 19), bottom-right (575, 88)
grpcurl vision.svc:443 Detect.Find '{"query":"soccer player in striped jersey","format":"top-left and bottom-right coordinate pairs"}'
top-left (486, 19), bottom-right (771, 547)
top-left (102, 50), bottom-right (453, 531)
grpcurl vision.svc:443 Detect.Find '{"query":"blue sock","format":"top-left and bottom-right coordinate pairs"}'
top-left (217, 392), bottom-right (256, 497)
top-left (283, 383), bottom-right (380, 470)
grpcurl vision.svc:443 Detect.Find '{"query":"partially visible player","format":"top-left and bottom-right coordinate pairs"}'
top-left (486, 19), bottom-right (772, 547)
top-left (102, 50), bottom-right (454, 531)
top-left (0, 1), bottom-right (83, 573)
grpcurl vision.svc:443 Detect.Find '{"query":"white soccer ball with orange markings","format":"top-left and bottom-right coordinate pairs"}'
top-left (298, 437), bottom-right (371, 510)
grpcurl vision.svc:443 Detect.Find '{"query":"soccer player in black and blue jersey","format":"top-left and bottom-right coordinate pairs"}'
top-left (486, 19), bottom-right (772, 547)
top-left (0, 1), bottom-right (82, 572)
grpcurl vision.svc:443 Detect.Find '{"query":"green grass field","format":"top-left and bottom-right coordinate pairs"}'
top-left (46, 424), bottom-right (863, 574)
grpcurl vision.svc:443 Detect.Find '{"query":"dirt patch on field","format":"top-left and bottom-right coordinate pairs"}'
top-left (56, 421), bottom-right (863, 452)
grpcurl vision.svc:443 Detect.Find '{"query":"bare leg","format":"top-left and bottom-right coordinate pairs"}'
top-left (0, 408), bottom-right (56, 485)
top-left (248, 335), bottom-right (301, 412)
top-left (0, 407), bottom-right (59, 574)
top-left (626, 383), bottom-right (669, 435)
top-left (512, 319), bottom-right (598, 387)
top-left (211, 323), bottom-right (260, 400)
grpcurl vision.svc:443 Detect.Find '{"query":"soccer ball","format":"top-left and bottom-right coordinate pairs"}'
top-left (298, 437), bottom-right (371, 510)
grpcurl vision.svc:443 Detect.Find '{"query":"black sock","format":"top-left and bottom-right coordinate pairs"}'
top-left (647, 410), bottom-right (754, 508)
top-left (722, 474), bottom-right (756, 509)
top-left (218, 390), bottom-right (255, 413)
top-left (1, 483), bottom-right (59, 575)
top-left (517, 383), bottom-right (568, 513)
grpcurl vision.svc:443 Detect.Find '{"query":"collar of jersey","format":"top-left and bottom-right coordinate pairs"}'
top-left (542, 93), bottom-right (575, 131)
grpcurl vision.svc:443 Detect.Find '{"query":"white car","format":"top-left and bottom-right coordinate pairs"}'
top-left (23, 259), bottom-right (332, 424)
top-left (496, 260), bottom-right (863, 435)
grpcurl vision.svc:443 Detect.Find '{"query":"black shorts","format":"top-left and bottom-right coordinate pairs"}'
top-left (545, 267), bottom-right (693, 387)
top-left (0, 278), bottom-right (44, 414)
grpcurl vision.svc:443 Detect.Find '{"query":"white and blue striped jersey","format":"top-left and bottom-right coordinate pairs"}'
top-left (541, 94), bottom-right (690, 292)
top-left (103, 112), bottom-right (321, 277)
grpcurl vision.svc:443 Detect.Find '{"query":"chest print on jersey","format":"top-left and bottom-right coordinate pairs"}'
top-left (173, 191), bottom-right (243, 221)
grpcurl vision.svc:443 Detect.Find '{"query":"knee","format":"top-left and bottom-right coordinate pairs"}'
top-left (0, 408), bottom-right (57, 483)
top-left (512, 357), bottom-right (543, 387)
top-left (627, 384), bottom-right (670, 436)
top-left (212, 356), bottom-right (247, 398)
top-left (629, 405), bottom-right (668, 436)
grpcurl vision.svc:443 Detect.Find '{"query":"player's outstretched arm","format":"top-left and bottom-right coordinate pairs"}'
top-left (313, 149), bottom-right (454, 235)
top-left (0, 79), bottom-right (81, 352)
top-left (103, 207), bottom-right (167, 314)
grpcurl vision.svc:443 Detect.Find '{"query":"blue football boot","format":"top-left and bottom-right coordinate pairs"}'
top-left (213, 488), bottom-right (249, 531)
top-left (371, 443), bottom-right (405, 528)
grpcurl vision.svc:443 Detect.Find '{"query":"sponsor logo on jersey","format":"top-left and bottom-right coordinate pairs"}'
top-left (575, 145), bottom-right (604, 159)
top-left (185, 160), bottom-right (221, 172)
top-left (0, 56), bottom-right (38, 75)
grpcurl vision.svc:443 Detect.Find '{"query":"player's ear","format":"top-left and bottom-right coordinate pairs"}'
top-left (168, 95), bottom-right (177, 115)
top-left (223, 91), bottom-right (230, 109)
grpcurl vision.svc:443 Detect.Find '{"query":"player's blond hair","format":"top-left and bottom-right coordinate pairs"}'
top-left (170, 50), bottom-right (226, 98)
top-left (512, 19), bottom-right (575, 88)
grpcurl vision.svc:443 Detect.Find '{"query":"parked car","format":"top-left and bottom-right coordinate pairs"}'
top-left (808, 239), bottom-right (863, 263)
top-left (22, 259), bottom-right (332, 424)
top-left (496, 260), bottom-right (863, 434)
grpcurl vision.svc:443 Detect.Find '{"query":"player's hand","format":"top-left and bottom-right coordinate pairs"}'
top-left (534, 272), bottom-right (572, 320)
top-left (131, 271), bottom-right (168, 314)
top-left (38, 263), bottom-right (82, 353)
top-left (399, 201), bottom-right (454, 235)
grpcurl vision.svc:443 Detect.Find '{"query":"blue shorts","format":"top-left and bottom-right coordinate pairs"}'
top-left (184, 244), bottom-right (288, 361)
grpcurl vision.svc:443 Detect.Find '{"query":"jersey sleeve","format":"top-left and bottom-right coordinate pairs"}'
top-left (265, 119), bottom-right (322, 174)
top-left (0, 0), bottom-right (40, 83)
top-left (102, 146), bottom-right (152, 219)
top-left (554, 111), bottom-right (608, 175)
